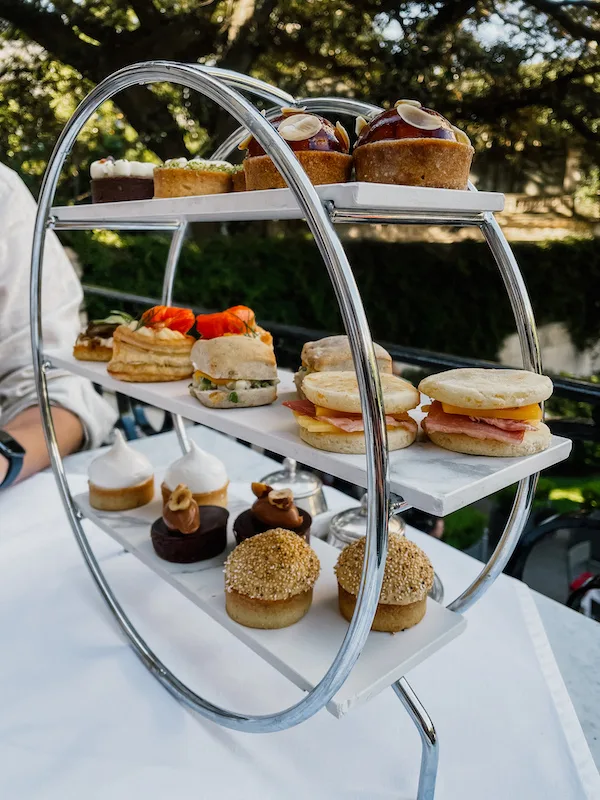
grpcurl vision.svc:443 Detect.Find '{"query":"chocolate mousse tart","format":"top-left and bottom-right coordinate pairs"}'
top-left (353, 100), bottom-right (474, 189)
top-left (151, 484), bottom-right (228, 563)
top-left (90, 157), bottom-right (156, 203)
top-left (233, 483), bottom-right (312, 545)
top-left (240, 108), bottom-right (352, 190)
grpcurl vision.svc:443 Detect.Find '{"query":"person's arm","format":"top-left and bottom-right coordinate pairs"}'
top-left (0, 405), bottom-right (84, 485)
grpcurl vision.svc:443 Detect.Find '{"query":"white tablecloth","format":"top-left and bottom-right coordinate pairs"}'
top-left (1, 429), bottom-right (599, 799)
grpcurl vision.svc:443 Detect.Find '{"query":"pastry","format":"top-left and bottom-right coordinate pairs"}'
top-left (294, 335), bottom-right (393, 398)
top-left (153, 158), bottom-right (235, 198)
top-left (231, 165), bottom-right (246, 192)
top-left (90, 157), bottom-right (156, 203)
top-left (107, 305), bottom-right (196, 383)
top-left (195, 304), bottom-right (273, 347)
top-left (151, 484), bottom-right (228, 563)
top-left (190, 335), bottom-right (278, 409)
top-left (353, 100), bottom-right (474, 189)
top-left (233, 482), bottom-right (311, 545)
top-left (334, 533), bottom-right (434, 632)
top-left (419, 368), bottom-right (553, 457)
top-left (224, 528), bottom-right (320, 629)
top-left (240, 107), bottom-right (352, 190)
top-left (73, 311), bottom-right (134, 362)
top-left (161, 441), bottom-right (229, 508)
top-left (88, 430), bottom-right (154, 511)
top-left (283, 371), bottom-right (419, 454)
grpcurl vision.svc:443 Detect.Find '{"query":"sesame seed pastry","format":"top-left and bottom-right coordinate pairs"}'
top-left (224, 529), bottom-right (320, 629)
top-left (334, 533), bottom-right (434, 632)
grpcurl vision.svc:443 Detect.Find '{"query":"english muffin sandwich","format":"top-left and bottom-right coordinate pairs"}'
top-left (419, 368), bottom-right (553, 457)
top-left (294, 335), bottom-right (393, 397)
top-left (190, 335), bottom-right (278, 409)
top-left (284, 371), bottom-right (419, 454)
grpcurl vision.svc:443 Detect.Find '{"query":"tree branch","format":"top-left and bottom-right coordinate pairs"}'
top-left (526, 0), bottom-right (600, 42)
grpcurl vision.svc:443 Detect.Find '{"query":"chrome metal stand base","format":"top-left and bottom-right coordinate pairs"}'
top-left (393, 678), bottom-right (439, 799)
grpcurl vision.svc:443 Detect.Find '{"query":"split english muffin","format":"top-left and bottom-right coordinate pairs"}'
top-left (284, 370), bottom-right (419, 454)
top-left (294, 335), bottom-right (393, 398)
top-left (190, 335), bottom-right (278, 409)
top-left (419, 367), bottom-right (553, 457)
top-left (335, 533), bottom-right (434, 632)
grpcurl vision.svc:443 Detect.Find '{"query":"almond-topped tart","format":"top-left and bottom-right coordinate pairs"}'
top-left (353, 100), bottom-right (474, 189)
top-left (240, 107), bottom-right (352, 190)
top-left (283, 371), bottom-right (419, 454)
top-left (151, 484), bottom-right (229, 563)
top-left (107, 305), bottom-right (195, 383)
top-left (233, 482), bottom-right (312, 545)
top-left (335, 533), bottom-right (434, 632)
top-left (224, 529), bottom-right (320, 629)
top-left (419, 367), bottom-right (553, 457)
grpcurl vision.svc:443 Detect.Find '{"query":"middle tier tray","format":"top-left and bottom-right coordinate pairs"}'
top-left (52, 353), bottom-right (572, 515)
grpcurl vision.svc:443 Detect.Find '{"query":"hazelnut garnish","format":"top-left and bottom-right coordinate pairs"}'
top-left (268, 488), bottom-right (294, 510)
top-left (252, 482), bottom-right (272, 499)
top-left (168, 484), bottom-right (193, 511)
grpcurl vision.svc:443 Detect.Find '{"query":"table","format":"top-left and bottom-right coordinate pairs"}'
top-left (1, 426), bottom-right (599, 799)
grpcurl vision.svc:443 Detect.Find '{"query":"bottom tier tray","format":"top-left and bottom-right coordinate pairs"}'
top-left (75, 482), bottom-right (466, 718)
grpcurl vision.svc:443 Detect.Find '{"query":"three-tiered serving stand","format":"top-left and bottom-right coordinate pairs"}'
top-left (30, 62), bottom-right (572, 799)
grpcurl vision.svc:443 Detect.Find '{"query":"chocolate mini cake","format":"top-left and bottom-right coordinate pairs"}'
top-left (233, 483), bottom-right (311, 545)
top-left (151, 484), bottom-right (228, 563)
top-left (91, 157), bottom-right (156, 203)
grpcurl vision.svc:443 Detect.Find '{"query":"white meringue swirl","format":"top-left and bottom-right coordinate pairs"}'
top-left (88, 430), bottom-right (154, 489)
top-left (164, 441), bottom-right (227, 494)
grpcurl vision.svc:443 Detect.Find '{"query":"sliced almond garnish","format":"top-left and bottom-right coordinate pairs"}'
top-left (355, 115), bottom-right (368, 136)
top-left (238, 132), bottom-right (253, 150)
top-left (278, 113), bottom-right (322, 141)
top-left (452, 125), bottom-right (471, 145)
top-left (335, 120), bottom-right (350, 150)
top-left (395, 99), bottom-right (422, 108)
top-left (397, 104), bottom-right (442, 130)
top-left (280, 106), bottom-right (307, 115)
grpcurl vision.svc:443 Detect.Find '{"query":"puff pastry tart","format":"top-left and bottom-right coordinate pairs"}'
top-left (107, 305), bottom-right (195, 382)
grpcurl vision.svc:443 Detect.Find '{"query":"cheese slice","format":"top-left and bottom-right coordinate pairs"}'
top-left (194, 370), bottom-right (230, 386)
top-left (293, 412), bottom-right (340, 434)
top-left (441, 402), bottom-right (542, 421)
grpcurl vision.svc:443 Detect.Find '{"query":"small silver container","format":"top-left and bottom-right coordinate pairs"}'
top-left (259, 458), bottom-right (328, 517)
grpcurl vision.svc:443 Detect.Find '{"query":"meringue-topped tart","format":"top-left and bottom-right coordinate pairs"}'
top-left (88, 430), bottom-right (154, 511)
top-left (161, 441), bottom-right (229, 508)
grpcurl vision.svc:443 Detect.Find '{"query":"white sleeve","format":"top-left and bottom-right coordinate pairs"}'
top-left (0, 165), bottom-right (117, 448)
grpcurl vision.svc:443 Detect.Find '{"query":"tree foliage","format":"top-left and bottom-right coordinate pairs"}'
top-left (0, 0), bottom-right (598, 200)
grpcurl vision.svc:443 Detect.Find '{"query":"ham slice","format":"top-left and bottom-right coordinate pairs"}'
top-left (282, 400), bottom-right (416, 434)
top-left (424, 402), bottom-right (536, 444)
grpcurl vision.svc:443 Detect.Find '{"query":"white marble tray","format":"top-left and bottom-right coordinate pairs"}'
top-left (75, 480), bottom-right (466, 718)
top-left (54, 352), bottom-right (571, 515)
top-left (51, 181), bottom-right (503, 227)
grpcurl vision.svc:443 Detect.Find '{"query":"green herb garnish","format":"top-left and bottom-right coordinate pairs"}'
top-left (228, 391), bottom-right (239, 403)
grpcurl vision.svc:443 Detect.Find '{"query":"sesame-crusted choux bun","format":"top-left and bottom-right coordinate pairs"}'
top-left (334, 533), bottom-right (434, 632)
top-left (224, 529), bottom-right (320, 629)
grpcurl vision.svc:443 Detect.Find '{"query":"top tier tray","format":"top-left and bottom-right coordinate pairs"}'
top-left (50, 181), bottom-right (504, 227)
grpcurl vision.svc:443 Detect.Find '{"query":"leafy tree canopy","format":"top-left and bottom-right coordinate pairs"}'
top-left (0, 0), bottom-right (598, 201)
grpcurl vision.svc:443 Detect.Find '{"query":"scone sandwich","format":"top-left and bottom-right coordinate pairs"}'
top-left (284, 371), bottom-right (419, 454)
top-left (294, 335), bottom-right (393, 397)
top-left (190, 335), bottom-right (278, 409)
top-left (419, 368), bottom-right (553, 457)
top-left (74, 310), bottom-right (133, 362)
top-left (107, 305), bottom-right (196, 383)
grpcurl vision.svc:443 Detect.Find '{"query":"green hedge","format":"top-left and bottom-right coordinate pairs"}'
top-left (64, 232), bottom-right (600, 361)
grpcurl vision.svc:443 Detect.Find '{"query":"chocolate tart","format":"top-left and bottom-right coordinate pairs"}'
top-left (234, 507), bottom-right (312, 545)
top-left (91, 177), bottom-right (154, 203)
top-left (151, 505), bottom-right (229, 563)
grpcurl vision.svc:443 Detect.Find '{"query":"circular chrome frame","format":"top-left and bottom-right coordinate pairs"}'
top-left (30, 63), bottom-right (541, 740)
